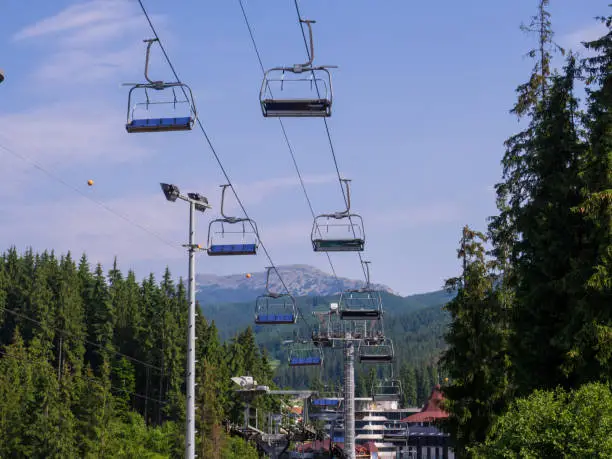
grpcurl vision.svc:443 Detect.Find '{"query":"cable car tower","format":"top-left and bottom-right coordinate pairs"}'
top-left (260, 18), bottom-right (336, 117)
top-left (124, 38), bottom-right (196, 133)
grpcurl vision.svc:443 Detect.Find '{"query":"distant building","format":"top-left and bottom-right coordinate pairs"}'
top-left (400, 384), bottom-right (454, 459)
top-left (288, 386), bottom-right (454, 458)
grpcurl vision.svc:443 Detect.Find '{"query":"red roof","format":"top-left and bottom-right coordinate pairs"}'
top-left (401, 384), bottom-right (449, 423)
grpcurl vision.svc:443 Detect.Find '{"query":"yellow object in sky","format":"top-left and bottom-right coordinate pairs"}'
top-left (87, 179), bottom-right (94, 186)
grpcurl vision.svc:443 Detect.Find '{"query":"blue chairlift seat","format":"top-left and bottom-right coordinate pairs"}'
top-left (126, 116), bottom-right (193, 133)
top-left (254, 314), bottom-right (296, 325)
top-left (207, 243), bottom-right (257, 256)
top-left (312, 398), bottom-right (340, 407)
top-left (289, 356), bottom-right (322, 366)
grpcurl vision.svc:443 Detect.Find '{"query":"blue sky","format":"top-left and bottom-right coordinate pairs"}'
top-left (0, 0), bottom-right (608, 295)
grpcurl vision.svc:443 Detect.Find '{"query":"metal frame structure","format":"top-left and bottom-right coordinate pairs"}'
top-left (160, 183), bottom-right (211, 459)
top-left (254, 267), bottom-right (297, 325)
top-left (206, 184), bottom-right (260, 256)
top-left (339, 261), bottom-right (383, 320)
top-left (311, 179), bottom-right (365, 252)
top-left (372, 368), bottom-right (403, 402)
top-left (358, 338), bottom-right (394, 364)
top-left (288, 340), bottom-right (323, 367)
top-left (260, 19), bottom-right (336, 117)
top-left (124, 39), bottom-right (196, 133)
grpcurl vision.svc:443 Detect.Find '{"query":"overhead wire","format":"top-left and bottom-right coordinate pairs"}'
top-left (135, 0), bottom-right (315, 332)
top-left (0, 348), bottom-right (166, 405)
top-left (237, 0), bottom-right (340, 282)
top-left (292, 0), bottom-right (369, 283)
top-left (0, 138), bottom-right (181, 252)
top-left (0, 304), bottom-right (163, 372)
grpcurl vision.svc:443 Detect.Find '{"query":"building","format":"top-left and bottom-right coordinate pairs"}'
top-left (399, 385), bottom-right (454, 459)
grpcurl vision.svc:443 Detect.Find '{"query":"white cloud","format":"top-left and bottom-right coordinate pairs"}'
top-left (13, 0), bottom-right (129, 41)
top-left (0, 193), bottom-right (185, 267)
top-left (34, 44), bottom-right (142, 83)
top-left (560, 23), bottom-right (608, 52)
top-left (12, 0), bottom-right (166, 85)
top-left (0, 102), bottom-right (149, 166)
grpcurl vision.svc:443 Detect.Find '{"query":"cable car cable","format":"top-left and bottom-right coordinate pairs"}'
top-left (293, 0), bottom-right (369, 282)
top-left (135, 0), bottom-right (315, 332)
top-left (0, 138), bottom-right (179, 252)
top-left (237, 0), bottom-right (340, 281)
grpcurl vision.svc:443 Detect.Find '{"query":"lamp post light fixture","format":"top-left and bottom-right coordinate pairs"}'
top-left (160, 182), bottom-right (211, 459)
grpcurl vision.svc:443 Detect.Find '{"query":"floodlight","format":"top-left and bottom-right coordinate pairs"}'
top-left (160, 183), bottom-right (179, 202)
top-left (330, 302), bottom-right (339, 311)
top-left (187, 192), bottom-right (211, 212)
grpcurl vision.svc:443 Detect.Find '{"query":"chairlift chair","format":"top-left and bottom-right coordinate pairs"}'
top-left (339, 261), bottom-right (383, 320)
top-left (288, 341), bottom-right (323, 367)
top-left (124, 39), bottom-right (196, 133)
top-left (311, 179), bottom-right (365, 252)
top-left (311, 384), bottom-right (342, 408)
top-left (372, 378), bottom-right (403, 402)
top-left (311, 309), bottom-right (336, 347)
top-left (254, 267), bottom-right (297, 325)
top-left (364, 318), bottom-right (386, 345)
top-left (260, 19), bottom-right (336, 118)
top-left (358, 338), bottom-right (394, 364)
top-left (207, 185), bottom-right (260, 256)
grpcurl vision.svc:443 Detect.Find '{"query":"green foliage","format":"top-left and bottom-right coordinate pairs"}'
top-left (444, 4), bottom-right (612, 456)
top-left (470, 383), bottom-right (612, 458)
top-left (0, 247), bottom-right (270, 456)
top-left (440, 227), bottom-right (510, 456)
top-left (221, 433), bottom-right (259, 459)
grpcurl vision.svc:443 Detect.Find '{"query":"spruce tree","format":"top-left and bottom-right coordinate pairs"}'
top-left (564, 14), bottom-right (612, 382)
top-left (440, 226), bottom-right (509, 456)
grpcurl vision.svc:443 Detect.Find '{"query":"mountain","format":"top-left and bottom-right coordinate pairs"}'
top-left (196, 264), bottom-right (398, 304)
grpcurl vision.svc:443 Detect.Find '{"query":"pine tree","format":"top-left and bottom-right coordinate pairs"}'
top-left (197, 358), bottom-right (224, 459)
top-left (563, 14), bottom-right (612, 382)
top-left (507, 56), bottom-right (589, 393)
top-left (398, 363), bottom-right (417, 407)
top-left (440, 226), bottom-right (510, 456)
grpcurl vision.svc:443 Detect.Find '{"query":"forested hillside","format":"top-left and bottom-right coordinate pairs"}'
top-left (199, 288), bottom-right (453, 406)
top-left (0, 248), bottom-right (270, 458)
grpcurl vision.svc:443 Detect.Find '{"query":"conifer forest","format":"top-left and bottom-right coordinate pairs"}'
top-left (0, 1), bottom-right (610, 458)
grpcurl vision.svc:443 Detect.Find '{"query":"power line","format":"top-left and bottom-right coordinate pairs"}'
top-left (237, 0), bottom-right (340, 282)
top-left (0, 348), bottom-right (167, 405)
top-left (0, 138), bottom-right (181, 253)
top-left (134, 0), bottom-right (315, 331)
top-left (292, 0), bottom-right (369, 283)
top-left (0, 304), bottom-right (163, 373)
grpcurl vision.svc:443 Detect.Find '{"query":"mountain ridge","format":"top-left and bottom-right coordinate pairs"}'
top-left (196, 263), bottom-right (399, 304)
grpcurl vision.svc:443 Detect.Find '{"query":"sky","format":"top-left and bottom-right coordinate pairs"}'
top-left (0, 0), bottom-right (608, 295)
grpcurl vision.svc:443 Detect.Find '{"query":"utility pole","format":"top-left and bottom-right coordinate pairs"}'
top-left (343, 333), bottom-right (356, 459)
top-left (160, 183), bottom-right (211, 459)
top-left (186, 199), bottom-right (197, 459)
